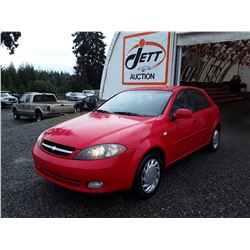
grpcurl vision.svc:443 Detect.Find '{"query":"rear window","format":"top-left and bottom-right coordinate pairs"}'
top-left (33, 94), bottom-right (57, 102)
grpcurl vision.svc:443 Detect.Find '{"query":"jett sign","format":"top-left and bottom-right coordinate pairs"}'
top-left (122, 32), bottom-right (171, 85)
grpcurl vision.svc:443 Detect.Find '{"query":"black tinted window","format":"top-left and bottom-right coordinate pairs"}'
top-left (189, 90), bottom-right (210, 112)
top-left (171, 90), bottom-right (194, 118)
top-left (89, 96), bottom-right (95, 104)
top-left (44, 95), bottom-right (57, 102)
top-left (33, 95), bottom-right (43, 102)
top-left (33, 94), bottom-right (57, 103)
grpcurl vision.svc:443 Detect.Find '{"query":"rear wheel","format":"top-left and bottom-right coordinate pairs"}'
top-left (35, 111), bottom-right (43, 122)
top-left (208, 127), bottom-right (220, 152)
top-left (13, 108), bottom-right (20, 120)
top-left (133, 153), bottom-right (162, 198)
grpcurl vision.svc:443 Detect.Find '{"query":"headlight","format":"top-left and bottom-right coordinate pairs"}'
top-left (75, 144), bottom-right (126, 160)
top-left (36, 131), bottom-right (46, 148)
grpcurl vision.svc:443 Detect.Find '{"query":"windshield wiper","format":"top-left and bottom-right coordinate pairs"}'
top-left (113, 111), bottom-right (145, 117)
top-left (95, 109), bottom-right (113, 114)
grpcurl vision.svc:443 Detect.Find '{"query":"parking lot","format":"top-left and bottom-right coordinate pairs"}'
top-left (1, 101), bottom-right (250, 218)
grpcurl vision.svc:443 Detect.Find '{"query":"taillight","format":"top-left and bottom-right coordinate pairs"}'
top-left (47, 106), bottom-right (50, 111)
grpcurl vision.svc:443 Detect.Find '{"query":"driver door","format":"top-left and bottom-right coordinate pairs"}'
top-left (166, 90), bottom-right (197, 163)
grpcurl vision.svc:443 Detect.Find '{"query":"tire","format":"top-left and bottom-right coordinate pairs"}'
top-left (13, 108), bottom-right (20, 120)
top-left (75, 106), bottom-right (81, 113)
top-left (35, 111), bottom-right (43, 122)
top-left (133, 152), bottom-right (163, 199)
top-left (208, 127), bottom-right (220, 152)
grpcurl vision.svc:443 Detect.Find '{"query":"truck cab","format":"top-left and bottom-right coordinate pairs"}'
top-left (13, 92), bottom-right (75, 121)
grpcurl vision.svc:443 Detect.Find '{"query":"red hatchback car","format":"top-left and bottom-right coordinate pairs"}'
top-left (32, 86), bottom-right (220, 198)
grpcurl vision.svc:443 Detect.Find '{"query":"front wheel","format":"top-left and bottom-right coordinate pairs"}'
top-left (133, 153), bottom-right (162, 199)
top-left (13, 108), bottom-right (20, 120)
top-left (208, 127), bottom-right (220, 152)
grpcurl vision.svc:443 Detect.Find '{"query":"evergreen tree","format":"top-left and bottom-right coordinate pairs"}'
top-left (72, 32), bottom-right (106, 89)
top-left (1, 63), bottom-right (73, 94)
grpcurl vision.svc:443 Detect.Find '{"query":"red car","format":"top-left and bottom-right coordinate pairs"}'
top-left (32, 86), bottom-right (220, 198)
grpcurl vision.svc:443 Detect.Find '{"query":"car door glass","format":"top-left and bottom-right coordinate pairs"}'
top-left (170, 90), bottom-right (193, 119)
top-left (25, 94), bottom-right (31, 103)
top-left (19, 95), bottom-right (26, 103)
top-left (189, 90), bottom-right (210, 112)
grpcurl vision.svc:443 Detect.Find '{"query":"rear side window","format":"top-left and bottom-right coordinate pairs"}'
top-left (33, 95), bottom-right (43, 102)
top-left (189, 90), bottom-right (210, 112)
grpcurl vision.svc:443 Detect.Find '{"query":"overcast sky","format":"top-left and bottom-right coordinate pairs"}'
top-left (0, 31), bottom-right (113, 74)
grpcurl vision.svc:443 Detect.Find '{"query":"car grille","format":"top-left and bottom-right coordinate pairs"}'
top-left (8, 98), bottom-right (15, 102)
top-left (42, 139), bottom-right (75, 156)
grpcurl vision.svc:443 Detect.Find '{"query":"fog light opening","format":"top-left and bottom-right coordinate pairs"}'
top-left (87, 182), bottom-right (103, 189)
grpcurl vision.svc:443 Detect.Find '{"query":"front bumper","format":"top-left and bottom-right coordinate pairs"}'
top-left (1, 100), bottom-right (16, 105)
top-left (32, 143), bottom-right (135, 193)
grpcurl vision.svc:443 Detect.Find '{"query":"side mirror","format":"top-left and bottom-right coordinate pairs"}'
top-left (174, 108), bottom-right (192, 119)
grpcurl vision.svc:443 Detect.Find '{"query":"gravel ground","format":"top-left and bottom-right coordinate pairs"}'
top-left (1, 102), bottom-right (250, 218)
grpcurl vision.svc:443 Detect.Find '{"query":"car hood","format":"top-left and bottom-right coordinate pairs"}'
top-left (1, 95), bottom-right (16, 100)
top-left (43, 112), bottom-right (156, 149)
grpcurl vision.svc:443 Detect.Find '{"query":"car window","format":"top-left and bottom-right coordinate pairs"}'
top-left (1, 93), bottom-right (9, 97)
top-left (89, 96), bottom-right (95, 104)
top-left (25, 94), bottom-right (31, 103)
top-left (44, 95), bottom-right (57, 102)
top-left (170, 90), bottom-right (194, 119)
top-left (97, 90), bottom-right (173, 117)
top-left (33, 95), bottom-right (43, 102)
top-left (20, 95), bottom-right (27, 103)
top-left (188, 90), bottom-right (211, 112)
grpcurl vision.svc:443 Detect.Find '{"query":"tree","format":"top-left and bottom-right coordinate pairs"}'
top-left (1, 63), bottom-right (73, 94)
top-left (1, 32), bottom-right (21, 54)
top-left (72, 32), bottom-right (106, 89)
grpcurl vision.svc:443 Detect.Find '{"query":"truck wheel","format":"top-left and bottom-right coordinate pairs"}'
top-left (35, 111), bottom-right (43, 122)
top-left (13, 108), bottom-right (20, 120)
top-left (75, 106), bottom-right (81, 113)
top-left (133, 152), bottom-right (162, 199)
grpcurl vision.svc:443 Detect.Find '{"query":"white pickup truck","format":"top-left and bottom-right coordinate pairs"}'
top-left (12, 92), bottom-right (75, 121)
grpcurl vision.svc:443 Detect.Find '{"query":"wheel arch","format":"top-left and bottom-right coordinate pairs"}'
top-left (34, 107), bottom-right (43, 114)
top-left (141, 147), bottom-right (166, 169)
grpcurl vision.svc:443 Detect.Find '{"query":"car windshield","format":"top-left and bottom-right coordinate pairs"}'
top-left (96, 90), bottom-right (173, 117)
top-left (1, 93), bottom-right (9, 97)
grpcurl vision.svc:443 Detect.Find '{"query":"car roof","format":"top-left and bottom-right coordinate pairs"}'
top-left (125, 85), bottom-right (203, 92)
top-left (23, 92), bottom-right (54, 95)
